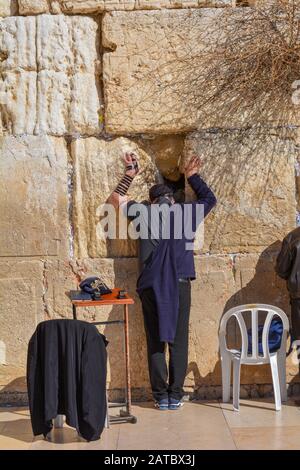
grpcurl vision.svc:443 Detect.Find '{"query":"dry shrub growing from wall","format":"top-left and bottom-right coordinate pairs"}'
top-left (151, 0), bottom-right (300, 134)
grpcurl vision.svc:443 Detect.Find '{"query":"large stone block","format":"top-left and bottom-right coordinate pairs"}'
top-left (34, 70), bottom-right (101, 136)
top-left (0, 1), bottom-right (17, 16)
top-left (36, 15), bottom-right (100, 74)
top-left (0, 71), bottom-right (36, 134)
top-left (0, 12), bottom-right (98, 73)
top-left (0, 136), bottom-right (69, 257)
top-left (0, 15), bottom-right (102, 136)
top-left (72, 137), bottom-right (158, 258)
top-left (102, 8), bottom-right (235, 134)
top-left (102, 8), bottom-right (299, 134)
top-left (35, 71), bottom-right (70, 136)
top-left (0, 16), bottom-right (37, 134)
top-left (0, 16), bottom-right (36, 71)
top-left (36, 15), bottom-right (101, 135)
top-left (18, 0), bottom-right (231, 15)
top-left (0, 260), bottom-right (44, 366)
top-left (68, 73), bottom-right (102, 134)
top-left (18, 0), bottom-right (49, 14)
top-left (184, 130), bottom-right (296, 253)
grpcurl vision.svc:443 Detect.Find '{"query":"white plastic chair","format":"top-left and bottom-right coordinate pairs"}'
top-left (219, 304), bottom-right (289, 411)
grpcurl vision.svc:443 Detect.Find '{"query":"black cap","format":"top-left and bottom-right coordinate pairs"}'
top-left (149, 184), bottom-right (173, 202)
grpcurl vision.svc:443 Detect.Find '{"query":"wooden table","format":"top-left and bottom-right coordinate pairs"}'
top-left (70, 288), bottom-right (137, 425)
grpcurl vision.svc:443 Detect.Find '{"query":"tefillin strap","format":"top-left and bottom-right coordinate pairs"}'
top-left (114, 174), bottom-right (134, 196)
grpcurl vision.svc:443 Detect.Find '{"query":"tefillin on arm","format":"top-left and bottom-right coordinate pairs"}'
top-left (114, 153), bottom-right (139, 196)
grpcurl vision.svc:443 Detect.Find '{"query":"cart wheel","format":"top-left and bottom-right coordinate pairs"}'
top-left (130, 416), bottom-right (137, 424)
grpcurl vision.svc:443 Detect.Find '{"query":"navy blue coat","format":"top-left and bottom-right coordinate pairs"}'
top-left (136, 174), bottom-right (217, 342)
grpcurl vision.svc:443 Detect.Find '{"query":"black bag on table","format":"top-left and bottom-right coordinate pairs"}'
top-left (79, 276), bottom-right (112, 295)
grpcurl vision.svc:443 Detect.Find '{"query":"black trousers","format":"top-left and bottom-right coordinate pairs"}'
top-left (140, 280), bottom-right (191, 402)
top-left (290, 298), bottom-right (300, 340)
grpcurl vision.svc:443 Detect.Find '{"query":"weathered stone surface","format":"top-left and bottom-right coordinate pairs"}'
top-left (35, 15), bottom-right (102, 135)
top-left (102, 8), bottom-right (236, 134)
top-left (0, 0), bottom-right (17, 16)
top-left (62, 0), bottom-right (135, 13)
top-left (103, 8), bottom-right (299, 134)
top-left (0, 71), bottom-right (36, 134)
top-left (0, 365), bottom-right (26, 390)
top-left (17, 0), bottom-right (232, 15)
top-left (43, 260), bottom-right (79, 319)
top-left (35, 71), bottom-right (101, 135)
top-left (0, 260), bottom-right (44, 366)
top-left (0, 15), bottom-right (102, 136)
top-left (72, 137), bottom-right (159, 258)
top-left (36, 15), bottom-right (100, 73)
top-left (68, 73), bottom-right (102, 134)
top-left (0, 136), bottom-right (69, 257)
top-left (35, 71), bottom-right (70, 136)
top-left (0, 16), bottom-right (36, 70)
top-left (35, 14), bottom-right (102, 135)
top-left (0, 17), bottom-right (37, 134)
top-left (137, 135), bottom-right (185, 182)
top-left (18, 0), bottom-right (48, 14)
top-left (184, 130), bottom-right (296, 253)
top-left (0, 364), bottom-right (28, 406)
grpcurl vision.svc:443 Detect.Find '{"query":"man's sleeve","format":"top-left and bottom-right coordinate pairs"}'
top-left (276, 237), bottom-right (293, 280)
top-left (187, 174), bottom-right (217, 220)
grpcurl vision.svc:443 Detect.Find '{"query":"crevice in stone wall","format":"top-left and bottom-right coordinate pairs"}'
top-left (100, 12), bottom-right (113, 136)
top-left (42, 260), bottom-right (50, 320)
top-left (46, 0), bottom-right (52, 13)
top-left (10, 0), bottom-right (18, 15)
top-left (95, 13), bottom-right (105, 134)
top-left (229, 253), bottom-right (238, 284)
top-left (65, 136), bottom-right (75, 260)
top-left (33, 14), bottom-right (38, 136)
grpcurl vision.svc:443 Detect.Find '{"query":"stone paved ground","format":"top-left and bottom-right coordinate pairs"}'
top-left (1, 399), bottom-right (300, 450)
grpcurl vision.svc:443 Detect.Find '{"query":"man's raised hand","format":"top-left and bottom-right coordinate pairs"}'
top-left (123, 152), bottom-right (139, 178)
top-left (184, 155), bottom-right (202, 179)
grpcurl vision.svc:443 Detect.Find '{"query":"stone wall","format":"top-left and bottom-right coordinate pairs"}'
top-left (1, 0), bottom-right (300, 404)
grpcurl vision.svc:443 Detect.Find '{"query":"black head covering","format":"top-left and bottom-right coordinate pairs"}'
top-left (149, 184), bottom-right (173, 202)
